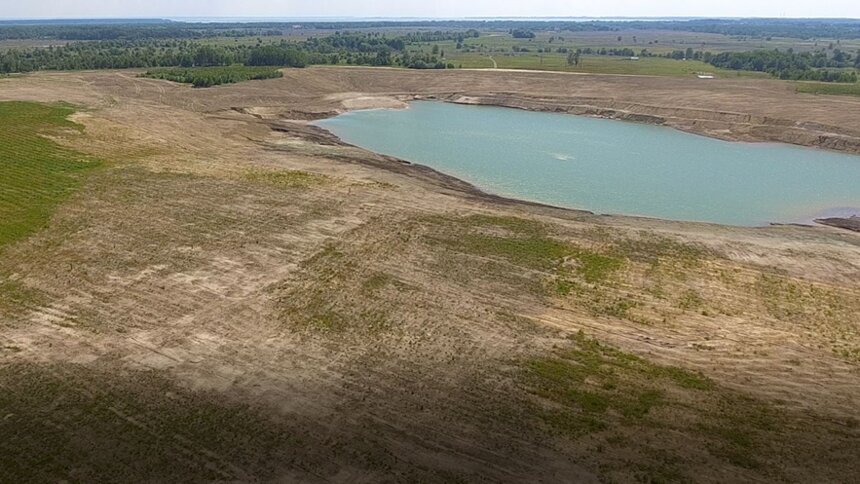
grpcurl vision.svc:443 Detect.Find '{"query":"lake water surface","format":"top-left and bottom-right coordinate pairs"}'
top-left (316, 101), bottom-right (860, 226)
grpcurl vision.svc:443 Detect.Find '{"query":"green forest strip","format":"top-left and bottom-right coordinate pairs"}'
top-left (0, 102), bottom-right (99, 250)
top-left (142, 66), bottom-right (283, 87)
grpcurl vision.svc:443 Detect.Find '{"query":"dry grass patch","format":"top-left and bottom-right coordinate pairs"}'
top-left (242, 168), bottom-right (330, 189)
top-left (517, 331), bottom-right (859, 481)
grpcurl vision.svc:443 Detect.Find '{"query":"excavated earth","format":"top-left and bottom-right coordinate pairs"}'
top-left (0, 67), bottom-right (859, 483)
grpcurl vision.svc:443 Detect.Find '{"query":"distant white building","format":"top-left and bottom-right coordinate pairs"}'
top-left (697, 74), bottom-right (715, 79)
top-left (629, 56), bottom-right (640, 60)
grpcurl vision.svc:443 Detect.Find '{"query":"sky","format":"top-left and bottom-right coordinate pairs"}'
top-left (2, 0), bottom-right (859, 20)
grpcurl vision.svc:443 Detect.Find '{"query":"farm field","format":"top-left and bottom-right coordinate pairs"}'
top-left (198, 27), bottom-right (860, 58)
top-left (0, 67), bottom-right (859, 481)
top-left (480, 29), bottom-right (860, 54)
top-left (456, 52), bottom-right (763, 77)
top-left (404, 33), bottom-right (803, 77)
top-left (0, 39), bottom-right (70, 51)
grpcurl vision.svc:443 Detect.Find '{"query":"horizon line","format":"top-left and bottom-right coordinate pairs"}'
top-left (2, 15), bottom-right (860, 22)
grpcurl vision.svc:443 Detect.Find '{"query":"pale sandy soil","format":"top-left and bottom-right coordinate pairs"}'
top-left (0, 68), bottom-right (858, 482)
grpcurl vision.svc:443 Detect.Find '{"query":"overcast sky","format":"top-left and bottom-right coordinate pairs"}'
top-left (3, 0), bottom-right (859, 20)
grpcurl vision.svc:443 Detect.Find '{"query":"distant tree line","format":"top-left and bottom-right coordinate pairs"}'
top-left (705, 49), bottom-right (859, 82)
top-left (618, 19), bottom-right (860, 41)
top-left (245, 45), bottom-right (309, 67)
top-left (0, 23), bottom-right (284, 41)
top-left (403, 30), bottom-right (480, 43)
top-left (0, 31), bottom-right (470, 74)
top-left (3, 18), bottom-right (860, 42)
top-left (576, 47), bottom-right (639, 57)
top-left (568, 45), bottom-right (859, 83)
top-left (397, 52), bottom-right (452, 69)
top-left (0, 40), bottom-right (308, 73)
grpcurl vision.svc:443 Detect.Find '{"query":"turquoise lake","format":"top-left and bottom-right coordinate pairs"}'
top-left (315, 101), bottom-right (860, 226)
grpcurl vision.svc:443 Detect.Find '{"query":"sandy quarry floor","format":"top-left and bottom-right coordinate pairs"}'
top-left (0, 68), bottom-right (858, 482)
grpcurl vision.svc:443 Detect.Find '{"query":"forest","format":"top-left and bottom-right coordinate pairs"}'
top-left (0, 32), bottom-right (462, 74)
top-left (569, 46), bottom-right (860, 82)
top-left (707, 49), bottom-right (860, 82)
top-left (142, 66), bottom-right (283, 87)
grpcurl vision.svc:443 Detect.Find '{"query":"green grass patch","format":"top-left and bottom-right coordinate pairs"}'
top-left (755, 273), bottom-right (852, 324)
top-left (753, 273), bottom-right (860, 362)
top-left (592, 297), bottom-right (638, 319)
top-left (142, 65), bottom-right (283, 87)
top-left (360, 272), bottom-right (412, 294)
top-left (570, 249), bottom-right (624, 283)
top-left (553, 278), bottom-right (577, 296)
top-left (459, 214), bottom-right (547, 233)
top-left (677, 289), bottom-right (704, 311)
top-left (0, 277), bottom-right (47, 321)
top-left (613, 232), bottom-right (709, 267)
top-left (0, 101), bottom-right (99, 251)
top-left (243, 169), bottom-right (329, 188)
top-left (362, 273), bottom-right (395, 292)
top-left (522, 331), bottom-right (712, 435)
top-left (426, 215), bottom-right (566, 270)
top-left (796, 81), bottom-right (860, 97)
top-left (428, 215), bottom-right (622, 275)
top-left (424, 215), bottom-right (629, 306)
top-left (517, 332), bottom-right (811, 474)
top-left (456, 233), bottom-right (570, 270)
top-left (288, 297), bottom-right (392, 335)
top-left (838, 347), bottom-right (860, 362)
top-left (280, 245), bottom-right (393, 335)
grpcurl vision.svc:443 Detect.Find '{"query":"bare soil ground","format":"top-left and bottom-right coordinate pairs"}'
top-left (0, 67), bottom-right (859, 482)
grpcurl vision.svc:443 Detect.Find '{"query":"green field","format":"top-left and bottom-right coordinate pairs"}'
top-left (142, 66), bottom-right (283, 87)
top-left (796, 81), bottom-right (860, 97)
top-left (491, 54), bottom-right (762, 77)
top-left (0, 39), bottom-right (70, 52)
top-left (507, 29), bottom-right (860, 55)
top-left (0, 102), bottom-right (98, 250)
top-left (449, 51), bottom-right (761, 78)
top-left (409, 34), bottom-right (768, 78)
